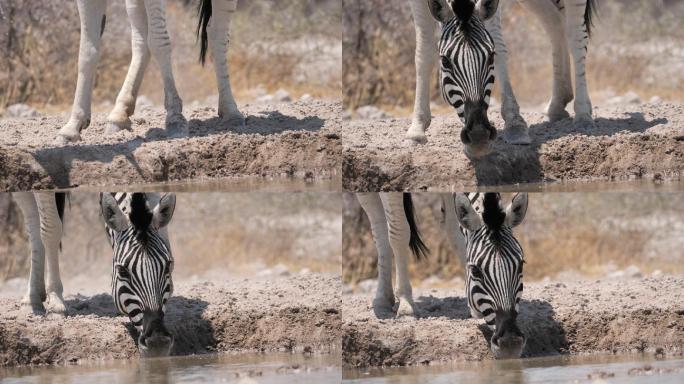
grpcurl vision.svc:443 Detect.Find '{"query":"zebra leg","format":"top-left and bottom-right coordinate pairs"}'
top-left (208, 0), bottom-right (244, 126)
top-left (357, 193), bottom-right (396, 318)
top-left (106, 0), bottom-right (151, 135)
top-left (406, 0), bottom-right (438, 145)
top-left (440, 194), bottom-right (468, 267)
top-left (144, 0), bottom-right (187, 137)
top-left (484, 7), bottom-right (531, 145)
top-left (13, 193), bottom-right (46, 315)
top-left (35, 194), bottom-right (66, 316)
top-left (57, 0), bottom-right (108, 144)
top-left (380, 193), bottom-right (419, 318)
top-left (519, 0), bottom-right (573, 122)
top-left (564, 0), bottom-right (594, 128)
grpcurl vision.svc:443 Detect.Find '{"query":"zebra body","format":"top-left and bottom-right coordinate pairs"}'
top-left (14, 192), bottom-right (177, 357)
top-left (406, 0), bottom-right (596, 152)
top-left (358, 192), bottom-right (528, 358)
top-left (57, 0), bottom-right (242, 144)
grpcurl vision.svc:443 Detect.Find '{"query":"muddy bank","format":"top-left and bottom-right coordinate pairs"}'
top-left (343, 103), bottom-right (684, 191)
top-left (0, 99), bottom-right (341, 191)
top-left (342, 277), bottom-right (684, 367)
top-left (0, 274), bottom-right (341, 367)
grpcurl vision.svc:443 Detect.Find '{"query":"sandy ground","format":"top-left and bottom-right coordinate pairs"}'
top-left (0, 274), bottom-right (341, 367)
top-left (0, 99), bottom-right (341, 191)
top-left (342, 277), bottom-right (684, 367)
top-left (342, 103), bottom-right (684, 191)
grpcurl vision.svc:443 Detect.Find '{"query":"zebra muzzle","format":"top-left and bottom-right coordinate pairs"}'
top-left (138, 313), bottom-right (174, 357)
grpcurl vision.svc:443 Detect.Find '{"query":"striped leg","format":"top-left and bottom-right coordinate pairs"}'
top-left (57, 0), bottom-right (108, 144)
top-left (13, 194), bottom-right (46, 315)
top-left (484, 7), bottom-right (531, 144)
top-left (144, 0), bottom-right (187, 137)
top-left (208, 0), bottom-right (244, 126)
top-left (357, 193), bottom-right (395, 317)
top-left (380, 193), bottom-right (418, 318)
top-left (564, 0), bottom-right (594, 128)
top-left (406, 0), bottom-right (438, 145)
top-left (106, 0), bottom-right (152, 134)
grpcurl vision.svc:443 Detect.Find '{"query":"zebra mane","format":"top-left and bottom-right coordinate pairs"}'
top-left (129, 193), bottom-right (153, 242)
top-left (482, 193), bottom-right (506, 243)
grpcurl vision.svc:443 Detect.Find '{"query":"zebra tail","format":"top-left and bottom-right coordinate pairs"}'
top-left (197, 0), bottom-right (212, 65)
top-left (403, 193), bottom-right (429, 260)
top-left (55, 192), bottom-right (68, 251)
top-left (585, 0), bottom-right (598, 38)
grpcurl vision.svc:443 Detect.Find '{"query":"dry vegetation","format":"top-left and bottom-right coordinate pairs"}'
top-left (0, 0), bottom-right (341, 113)
top-left (343, 193), bottom-right (684, 285)
top-left (343, 0), bottom-right (684, 113)
top-left (0, 193), bottom-right (341, 283)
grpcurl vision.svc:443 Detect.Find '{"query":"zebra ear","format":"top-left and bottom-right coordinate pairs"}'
top-left (427, 0), bottom-right (455, 23)
top-left (453, 193), bottom-right (483, 231)
top-left (476, 0), bottom-right (499, 21)
top-left (505, 193), bottom-right (528, 228)
top-left (153, 193), bottom-right (176, 229)
top-left (101, 193), bottom-right (128, 232)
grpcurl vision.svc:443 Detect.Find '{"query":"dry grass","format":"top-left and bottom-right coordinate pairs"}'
top-left (343, 193), bottom-right (684, 285)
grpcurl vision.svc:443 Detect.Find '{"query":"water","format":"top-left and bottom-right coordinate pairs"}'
top-left (484, 179), bottom-right (683, 192)
top-left (343, 354), bottom-right (684, 384)
top-left (1, 352), bottom-right (340, 384)
top-left (67, 176), bottom-right (341, 193)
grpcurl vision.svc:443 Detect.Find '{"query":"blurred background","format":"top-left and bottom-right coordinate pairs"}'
top-left (0, 0), bottom-right (341, 116)
top-left (343, 0), bottom-right (684, 116)
top-left (343, 193), bottom-right (684, 291)
top-left (0, 192), bottom-right (341, 297)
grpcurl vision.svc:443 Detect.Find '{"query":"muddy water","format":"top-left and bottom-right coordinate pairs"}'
top-left (66, 175), bottom-right (341, 193)
top-left (1, 353), bottom-right (340, 383)
top-left (343, 355), bottom-right (684, 384)
top-left (481, 179), bottom-right (684, 193)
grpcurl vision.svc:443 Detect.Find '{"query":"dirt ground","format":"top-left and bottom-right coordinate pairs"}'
top-left (343, 103), bottom-right (684, 191)
top-left (0, 274), bottom-right (341, 367)
top-left (0, 99), bottom-right (341, 191)
top-left (342, 277), bottom-right (684, 367)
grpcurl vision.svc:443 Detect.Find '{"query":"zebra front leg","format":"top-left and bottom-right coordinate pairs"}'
top-left (144, 0), bottom-right (187, 137)
top-left (519, 0), bottom-right (573, 122)
top-left (106, 0), bottom-right (152, 135)
top-left (13, 193), bottom-right (47, 315)
top-left (357, 193), bottom-right (396, 318)
top-left (35, 194), bottom-right (66, 316)
top-left (406, 0), bottom-right (438, 145)
top-left (485, 8), bottom-right (531, 144)
top-left (57, 0), bottom-right (108, 144)
top-left (207, 0), bottom-right (244, 126)
top-left (381, 193), bottom-right (419, 318)
top-left (565, 0), bottom-right (595, 129)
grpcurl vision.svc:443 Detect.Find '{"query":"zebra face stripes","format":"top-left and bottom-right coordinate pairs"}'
top-left (454, 192), bottom-right (528, 358)
top-left (429, 0), bottom-right (499, 157)
top-left (101, 192), bottom-right (177, 357)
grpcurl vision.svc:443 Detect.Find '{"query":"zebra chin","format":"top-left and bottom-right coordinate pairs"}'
top-left (460, 104), bottom-right (497, 158)
top-left (490, 321), bottom-right (526, 359)
top-left (137, 312), bottom-right (174, 358)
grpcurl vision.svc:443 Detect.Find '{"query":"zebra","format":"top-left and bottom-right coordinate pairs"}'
top-left (357, 192), bottom-right (528, 358)
top-left (14, 192), bottom-right (178, 358)
top-left (406, 0), bottom-right (596, 154)
top-left (57, 0), bottom-right (243, 144)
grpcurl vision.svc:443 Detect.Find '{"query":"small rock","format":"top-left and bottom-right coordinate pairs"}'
top-left (300, 93), bottom-right (313, 102)
top-left (355, 105), bottom-right (390, 120)
top-left (5, 103), bottom-right (40, 118)
top-left (649, 95), bottom-right (662, 104)
top-left (625, 265), bottom-right (643, 278)
top-left (256, 94), bottom-right (275, 103)
top-left (623, 91), bottom-right (642, 104)
top-left (274, 89), bottom-right (292, 102)
top-left (651, 269), bottom-right (663, 278)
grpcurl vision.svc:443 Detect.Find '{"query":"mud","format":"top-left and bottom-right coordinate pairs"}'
top-left (0, 274), bottom-right (341, 367)
top-left (0, 99), bottom-right (341, 191)
top-left (342, 103), bottom-right (684, 191)
top-left (342, 277), bottom-right (684, 367)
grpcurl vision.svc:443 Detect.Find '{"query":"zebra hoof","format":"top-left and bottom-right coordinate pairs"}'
top-left (221, 113), bottom-right (246, 129)
top-left (502, 127), bottom-right (532, 145)
top-left (45, 292), bottom-right (67, 317)
top-left (573, 115), bottom-right (596, 131)
top-left (372, 296), bottom-right (396, 319)
top-left (546, 109), bottom-right (570, 123)
top-left (395, 296), bottom-right (419, 318)
top-left (165, 115), bottom-right (189, 138)
top-left (105, 119), bottom-right (132, 135)
top-left (20, 300), bottom-right (46, 316)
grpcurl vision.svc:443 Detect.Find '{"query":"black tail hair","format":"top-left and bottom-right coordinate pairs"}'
top-left (585, 0), bottom-right (598, 38)
top-left (197, 0), bottom-right (212, 65)
top-left (55, 193), bottom-right (68, 251)
top-left (403, 193), bottom-right (429, 260)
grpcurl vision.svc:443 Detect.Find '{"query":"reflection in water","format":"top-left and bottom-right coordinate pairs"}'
top-left (343, 354), bottom-right (684, 384)
top-left (487, 179), bottom-right (684, 193)
top-left (1, 352), bottom-right (341, 384)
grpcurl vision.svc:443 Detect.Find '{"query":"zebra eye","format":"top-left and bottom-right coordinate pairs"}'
top-left (469, 265), bottom-right (484, 280)
top-left (440, 56), bottom-right (452, 69)
top-left (116, 265), bottom-right (130, 280)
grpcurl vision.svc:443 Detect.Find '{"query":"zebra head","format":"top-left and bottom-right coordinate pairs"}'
top-left (453, 192), bottom-right (528, 358)
top-left (428, 0), bottom-right (499, 157)
top-left (100, 193), bottom-right (177, 358)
